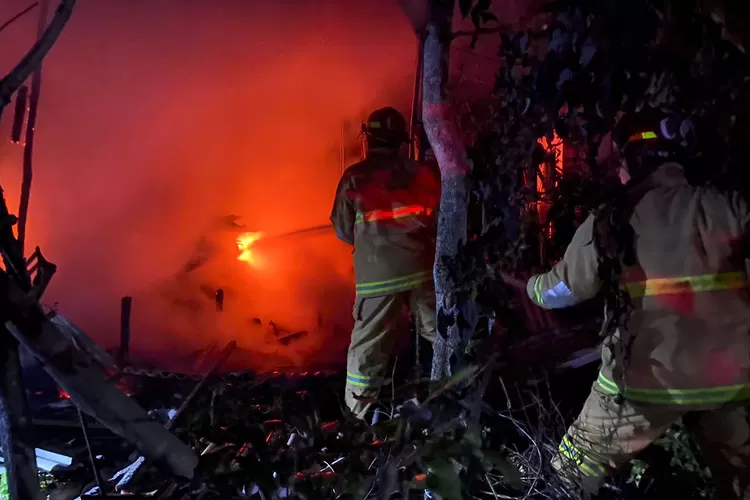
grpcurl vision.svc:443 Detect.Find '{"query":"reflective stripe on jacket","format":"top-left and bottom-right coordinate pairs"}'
top-left (330, 150), bottom-right (440, 297)
top-left (526, 163), bottom-right (750, 407)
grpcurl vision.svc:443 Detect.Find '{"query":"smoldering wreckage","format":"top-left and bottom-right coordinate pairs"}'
top-left (0, 1), bottom-right (610, 500)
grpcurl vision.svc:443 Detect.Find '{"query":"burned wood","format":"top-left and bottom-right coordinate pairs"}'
top-left (10, 86), bottom-right (28, 144)
top-left (215, 288), bottom-right (224, 312)
top-left (192, 342), bottom-right (217, 372)
top-left (278, 330), bottom-right (308, 345)
top-left (26, 246), bottom-right (57, 300)
top-left (104, 341), bottom-right (236, 493)
top-left (118, 297), bottom-right (132, 367)
top-left (167, 340), bottom-right (236, 432)
top-left (3, 308), bottom-right (198, 480)
top-left (49, 313), bottom-right (118, 375)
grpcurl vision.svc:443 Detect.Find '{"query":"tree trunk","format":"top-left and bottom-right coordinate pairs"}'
top-left (0, 333), bottom-right (40, 500)
top-left (421, 0), bottom-right (478, 379)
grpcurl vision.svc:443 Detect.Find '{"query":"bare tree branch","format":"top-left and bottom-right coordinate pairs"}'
top-left (0, 0), bottom-right (76, 115)
top-left (18, 0), bottom-right (51, 255)
top-left (451, 26), bottom-right (504, 39)
top-left (0, 2), bottom-right (39, 36)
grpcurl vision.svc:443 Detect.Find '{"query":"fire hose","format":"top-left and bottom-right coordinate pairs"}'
top-left (253, 224), bottom-right (333, 246)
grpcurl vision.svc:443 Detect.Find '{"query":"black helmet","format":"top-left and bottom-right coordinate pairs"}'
top-left (362, 107), bottom-right (409, 147)
top-left (612, 110), bottom-right (696, 179)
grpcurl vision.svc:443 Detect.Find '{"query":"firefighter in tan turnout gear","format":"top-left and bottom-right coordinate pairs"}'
top-left (526, 112), bottom-right (750, 498)
top-left (331, 107), bottom-right (440, 419)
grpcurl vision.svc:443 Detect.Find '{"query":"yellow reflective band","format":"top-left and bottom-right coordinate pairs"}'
top-left (533, 275), bottom-right (543, 305)
top-left (356, 271), bottom-right (431, 296)
top-left (346, 372), bottom-right (381, 388)
top-left (597, 372), bottom-right (750, 405)
top-left (355, 205), bottom-right (432, 224)
top-left (625, 130), bottom-right (659, 146)
top-left (623, 272), bottom-right (747, 298)
top-left (558, 436), bottom-right (607, 477)
top-left (369, 122), bottom-right (382, 129)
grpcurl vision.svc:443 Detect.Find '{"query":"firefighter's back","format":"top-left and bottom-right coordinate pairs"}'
top-left (342, 152), bottom-right (440, 296)
top-left (617, 162), bottom-right (750, 403)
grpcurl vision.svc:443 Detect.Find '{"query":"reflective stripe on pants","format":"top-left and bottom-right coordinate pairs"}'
top-left (596, 372), bottom-right (750, 406)
top-left (345, 283), bottom-right (436, 419)
top-left (355, 271), bottom-right (432, 297)
top-left (552, 380), bottom-right (750, 496)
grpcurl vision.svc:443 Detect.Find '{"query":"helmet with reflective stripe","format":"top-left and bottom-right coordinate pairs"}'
top-left (612, 110), bottom-right (696, 180)
top-left (363, 107), bottom-right (409, 147)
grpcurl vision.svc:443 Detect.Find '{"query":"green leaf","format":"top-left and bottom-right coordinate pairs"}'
top-left (421, 437), bottom-right (464, 460)
top-left (462, 428), bottom-right (482, 451)
top-left (483, 451), bottom-right (523, 491)
top-left (459, 0), bottom-right (473, 19)
top-left (370, 418), bottom-right (401, 438)
top-left (425, 458), bottom-right (463, 500)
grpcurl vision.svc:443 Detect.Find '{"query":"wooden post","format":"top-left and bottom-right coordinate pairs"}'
top-left (215, 289), bottom-right (224, 313)
top-left (118, 296), bottom-right (132, 367)
top-left (10, 86), bottom-right (28, 144)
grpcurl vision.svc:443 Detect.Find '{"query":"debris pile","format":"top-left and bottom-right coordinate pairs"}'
top-left (35, 360), bottom-right (581, 500)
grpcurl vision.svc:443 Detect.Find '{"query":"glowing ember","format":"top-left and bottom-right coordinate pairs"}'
top-left (236, 231), bottom-right (264, 266)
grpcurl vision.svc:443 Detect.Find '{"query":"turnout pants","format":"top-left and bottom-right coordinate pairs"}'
top-left (345, 283), bottom-right (437, 419)
top-left (553, 382), bottom-right (750, 499)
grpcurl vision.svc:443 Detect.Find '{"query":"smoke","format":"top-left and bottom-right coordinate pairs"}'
top-left (0, 0), bottom-right (416, 370)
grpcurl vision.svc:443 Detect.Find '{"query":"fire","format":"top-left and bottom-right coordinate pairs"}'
top-left (236, 231), bottom-right (264, 267)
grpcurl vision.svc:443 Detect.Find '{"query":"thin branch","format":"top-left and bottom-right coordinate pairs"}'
top-left (452, 26), bottom-right (504, 39)
top-left (18, 0), bottom-right (50, 255)
top-left (0, 0), bottom-right (77, 113)
top-left (0, 2), bottom-right (39, 35)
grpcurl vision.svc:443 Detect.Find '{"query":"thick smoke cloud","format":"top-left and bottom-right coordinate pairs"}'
top-left (0, 0), bottom-right (417, 370)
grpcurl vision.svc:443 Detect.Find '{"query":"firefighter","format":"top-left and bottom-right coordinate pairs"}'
top-left (330, 107), bottom-right (440, 419)
top-left (521, 112), bottom-right (750, 498)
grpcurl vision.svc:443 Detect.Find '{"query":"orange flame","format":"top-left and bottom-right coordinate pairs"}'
top-left (236, 231), bottom-right (264, 267)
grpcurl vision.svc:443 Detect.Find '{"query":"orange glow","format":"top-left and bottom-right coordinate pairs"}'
top-left (0, 0), bottom-right (423, 374)
top-left (236, 231), bottom-right (264, 268)
top-left (536, 131), bottom-right (564, 238)
top-left (0, 0), bottom-right (532, 374)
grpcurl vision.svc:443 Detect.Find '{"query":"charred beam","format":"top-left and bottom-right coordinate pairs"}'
top-left (118, 297), bottom-right (132, 367)
top-left (10, 86), bottom-right (28, 144)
